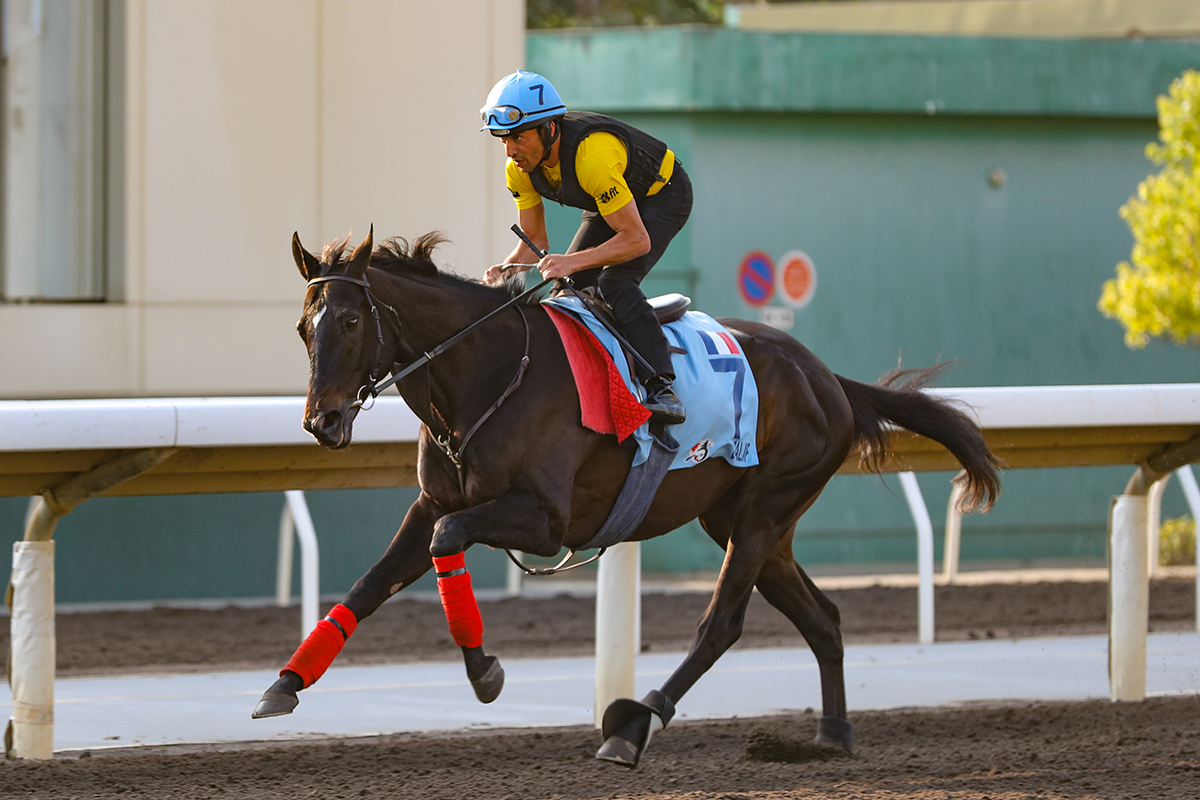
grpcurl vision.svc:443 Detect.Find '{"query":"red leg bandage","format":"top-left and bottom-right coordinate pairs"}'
top-left (434, 553), bottom-right (484, 649)
top-left (282, 603), bottom-right (359, 687)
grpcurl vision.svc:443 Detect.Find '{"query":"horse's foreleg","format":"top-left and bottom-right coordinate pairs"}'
top-left (250, 602), bottom-right (359, 718)
top-left (428, 484), bottom-right (560, 704)
top-left (251, 494), bottom-right (440, 719)
top-left (430, 550), bottom-right (504, 703)
top-left (755, 545), bottom-right (852, 751)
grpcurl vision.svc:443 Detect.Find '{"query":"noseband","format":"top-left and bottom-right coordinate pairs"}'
top-left (306, 273), bottom-right (399, 410)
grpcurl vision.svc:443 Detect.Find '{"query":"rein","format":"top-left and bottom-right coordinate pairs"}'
top-left (431, 304), bottom-right (530, 485)
top-left (369, 275), bottom-right (555, 398)
top-left (306, 271), bottom-right (555, 406)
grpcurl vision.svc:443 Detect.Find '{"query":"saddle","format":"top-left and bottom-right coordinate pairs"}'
top-left (650, 292), bottom-right (691, 324)
top-left (565, 285), bottom-right (690, 325)
top-left (564, 286), bottom-right (692, 371)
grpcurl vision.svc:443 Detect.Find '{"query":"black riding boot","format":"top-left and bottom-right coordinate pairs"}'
top-left (643, 375), bottom-right (686, 426)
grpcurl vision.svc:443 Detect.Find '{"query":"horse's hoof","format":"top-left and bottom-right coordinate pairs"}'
top-left (815, 715), bottom-right (854, 752)
top-left (252, 672), bottom-right (303, 719)
top-left (252, 691), bottom-right (298, 719)
top-left (470, 656), bottom-right (504, 704)
top-left (595, 690), bottom-right (675, 768)
top-left (596, 732), bottom-right (641, 767)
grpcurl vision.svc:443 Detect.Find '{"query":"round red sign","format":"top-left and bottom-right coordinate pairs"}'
top-left (777, 250), bottom-right (816, 308)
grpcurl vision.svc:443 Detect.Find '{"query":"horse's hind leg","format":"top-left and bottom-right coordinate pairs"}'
top-left (755, 535), bottom-right (853, 751)
top-left (597, 494), bottom-right (805, 767)
top-left (658, 486), bottom-right (830, 704)
top-left (252, 493), bottom-right (440, 719)
top-left (596, 477), bottom-right (838, 767)
top-left (595, 548), bottom-right (760, 767)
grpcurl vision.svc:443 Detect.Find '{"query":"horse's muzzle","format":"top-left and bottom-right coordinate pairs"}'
top-left (304, 404), bottom-right (359, 449)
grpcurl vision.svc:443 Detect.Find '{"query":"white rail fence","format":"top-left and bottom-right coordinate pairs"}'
top-left (3, 384), bottom-right (1199, 758)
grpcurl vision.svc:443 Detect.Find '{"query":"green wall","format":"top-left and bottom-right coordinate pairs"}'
top-left (529, 28), bottom-right (1199, 575)
top-left (530, 27), bottom-right (1200, 117)
top-left (663, 111), bottom-right (1191, 385)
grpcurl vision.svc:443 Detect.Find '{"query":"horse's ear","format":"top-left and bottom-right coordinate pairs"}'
top-left (347, 224), bottom-right (374, 278)
top-left (292, 232), bottom-right (322, 281)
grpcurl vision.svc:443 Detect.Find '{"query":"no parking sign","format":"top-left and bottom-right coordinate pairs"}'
top-left (737, 251), bottom-right (775, 307)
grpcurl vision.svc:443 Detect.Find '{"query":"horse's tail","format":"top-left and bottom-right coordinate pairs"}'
top-left (835, 364), bottom-right (1001, 513)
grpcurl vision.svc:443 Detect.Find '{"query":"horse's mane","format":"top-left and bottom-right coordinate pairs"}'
top-left (369, 233), bottom-right (450, 280)
top-left (320, 231), bottom-right (533, 303)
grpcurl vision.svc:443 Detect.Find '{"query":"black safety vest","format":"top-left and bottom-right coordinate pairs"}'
top-left (528, 112), bottom-right (670, 213)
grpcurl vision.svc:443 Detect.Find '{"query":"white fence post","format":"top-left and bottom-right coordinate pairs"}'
top-left (1146, 477), bottom-right (1169, 578)
top-left (943, 482), bottom-right (966, 584)
top-left (1175, 466), bottom-right (1200, 631)
top-left (595, 541), bottom-right (640, 727)
top-left (7, 540), bottom-right (55, 760)
top-left (276, 500), bottom-right (295, 608)
top-left (278, 491), bottom-right (320, 640)
top-left (1109, 493), bottom-right (1149, 701)
top-left (899, 472), bottom-right (935, 645)
top-left (506, 557), bottom-right (523, 597)
top-left (1144, 466), bottom-right (1200, 630)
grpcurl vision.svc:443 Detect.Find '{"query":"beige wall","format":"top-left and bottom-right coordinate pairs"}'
top-left (1, 0), bottom-right (523, 399)
top-left (727, 0), bottom-right (1200, 38)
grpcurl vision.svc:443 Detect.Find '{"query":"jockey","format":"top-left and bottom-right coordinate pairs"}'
top-left (481, 70), bottom-right (692, 426)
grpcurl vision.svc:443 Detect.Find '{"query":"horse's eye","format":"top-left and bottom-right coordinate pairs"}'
top-left (346, 315), bottom-right (360, 328)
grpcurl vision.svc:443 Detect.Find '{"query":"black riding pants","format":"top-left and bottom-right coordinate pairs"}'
top-left (566, 162), bottom-right (693, 382)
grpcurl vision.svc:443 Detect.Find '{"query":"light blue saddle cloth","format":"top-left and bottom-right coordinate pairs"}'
top-left (543, 296), bottom-right (760, 471)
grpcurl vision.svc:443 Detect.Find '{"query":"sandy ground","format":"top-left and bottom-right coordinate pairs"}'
top-left (1, 576), bottom-right (1197, 799)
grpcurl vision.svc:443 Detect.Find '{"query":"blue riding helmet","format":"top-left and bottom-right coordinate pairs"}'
top-left (480, 70), bottom-right (566, 136)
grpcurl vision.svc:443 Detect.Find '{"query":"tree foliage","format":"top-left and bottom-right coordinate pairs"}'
top-left (1099, 70), bottom-right (1200, 349)
top-left (527, 0), bottom-right (724, 28)
top-left (1158, 515), bottom-right (1196, 567)
top-left (525, 1), bottom-right (882, 31)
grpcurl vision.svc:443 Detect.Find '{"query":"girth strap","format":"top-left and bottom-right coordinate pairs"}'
top-left (505, 424), bottom-right (678, 576)
top-left (579, 425), bottom-right (678, 550)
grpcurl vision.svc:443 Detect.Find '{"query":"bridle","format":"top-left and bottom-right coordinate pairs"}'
top-left (306, 273), bottom-right (400, 411)
top-left (305, 267), bottom-right (607, 577)
top-left (306, 270), bottom-right (557, 408)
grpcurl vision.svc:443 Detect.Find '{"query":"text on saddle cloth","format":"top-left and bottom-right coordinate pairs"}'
top-left (543, 296), bottom-right (760, 471)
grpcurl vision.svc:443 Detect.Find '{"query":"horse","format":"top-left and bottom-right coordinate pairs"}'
top-left (253, 227), bottom-right (1001, 767)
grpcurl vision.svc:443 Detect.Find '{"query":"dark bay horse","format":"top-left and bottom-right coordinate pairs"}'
top-left (253, 227), bottom-right (1000, 766)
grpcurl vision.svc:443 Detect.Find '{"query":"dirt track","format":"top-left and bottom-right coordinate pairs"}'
top-left (2, 577), bottom-right (1198, 799)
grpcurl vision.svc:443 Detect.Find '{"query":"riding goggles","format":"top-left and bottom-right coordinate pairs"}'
top-left (481, 104), bottom-right (527, 127)
top-left (479, 103), bottom-right (566, 133)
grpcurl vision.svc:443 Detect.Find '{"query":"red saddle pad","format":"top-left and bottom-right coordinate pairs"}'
top-left (545, 306), bottom-right (651, 442)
